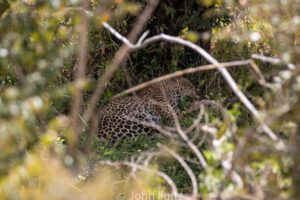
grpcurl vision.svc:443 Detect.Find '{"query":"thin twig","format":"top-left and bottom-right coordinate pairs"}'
top-left (141, 34), bottom-right (278, 140)
top-left (158, 84), bottom-right (209, 169)
top-left (99, 160), bottom-right (180, 199)
top-left (112, 59), bottom-right (267, 99)
top-left (102, 27), bottom-right (277, 140)
top-left (82, 0), bottom-right (159, 124)
top-left (172, 109), bottom-right (208, 169)
top-left (125, 116), bottom-right (178, 139)
top-left (67, 1), bottom-right (279, 141)
top-left (158, 144), bottom-right (199, 199)
top-left (69, 0), bottom-right (89, 154)
top-left (252, 54), bottom-right (296, 70)
top-left (83, 117), bottom-right (98, 155)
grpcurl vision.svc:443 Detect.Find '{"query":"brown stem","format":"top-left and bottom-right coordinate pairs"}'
top-left (112, 59), bottom-right (268, 99)
top-left (69, 0), bottom-right (89, 155)
top-left (82, 0), bottom-right (159, 123)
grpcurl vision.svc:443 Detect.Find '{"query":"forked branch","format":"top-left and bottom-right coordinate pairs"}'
top-left (102, 23), bottom-right (278, 141)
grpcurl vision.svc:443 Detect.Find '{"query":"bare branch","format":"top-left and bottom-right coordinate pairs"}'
top-left (184, 103), bottom-right (205, 134)
top-left (83, 117), bottom-right (98, 155)
top-left (69, 0), bottom-right (89, 154)
top-left (112, 59), bottom-right (268, 99)
top-left (64, 2), bottom-right (283, 142)
top-left (155, 98), bottom-right (208, 169)
top-left (82, 0), bottom-right (159, 124)
top-left (172, 110), bottom-right (208, 169)
top-left (252, 54), bottom-right (296, 70)
top-left (142, 34), bottom-right (278, 140)
top-left (252, 54), bottom-right (281, 64)
top-left (158, 144), bottom-right (199, 199)
top-left (102, 22), bottom-right (132, 46)
top-left (103, 27), bottom-right (278, 140)
top-left (98, 160), bottom-right (180, 199)
top-left (186, 100), bottom-right (229, 123)
top-left (119, 103), bottom-right (177, 139)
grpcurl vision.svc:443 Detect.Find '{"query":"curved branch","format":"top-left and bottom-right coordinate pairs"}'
top-left (158, 144), bottom-right (199, 199)
top-left (99, 160), bottom-right (179, 199)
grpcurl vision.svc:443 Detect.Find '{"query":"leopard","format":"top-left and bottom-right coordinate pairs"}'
top-left (97, 77), bottom-right (197, 145)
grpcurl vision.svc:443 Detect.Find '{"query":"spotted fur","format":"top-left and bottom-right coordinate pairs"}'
top-left (97, 77), bottom-right (196, 144)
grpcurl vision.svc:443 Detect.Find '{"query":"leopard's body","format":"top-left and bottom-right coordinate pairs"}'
top-left (97, 77), bottom-right (197, 144)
